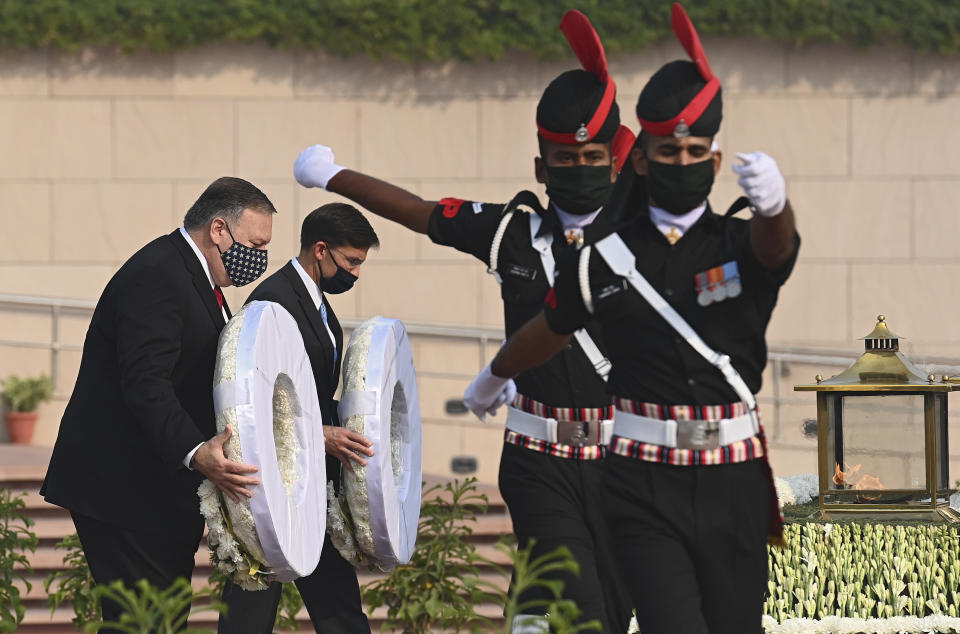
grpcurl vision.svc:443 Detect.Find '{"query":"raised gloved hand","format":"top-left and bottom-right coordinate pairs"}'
top-left (732, 151), bottom-right (786, 217)
top-left (463, 364), bottom-right (517, 422)
top-left (294, 144), bottom-right (345, 189)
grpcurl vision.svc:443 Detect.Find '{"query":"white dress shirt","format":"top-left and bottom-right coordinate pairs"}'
top-left (649, 202), bottom-right (708, 242)
top-left (290, 257), bottom-right (338, 357)
top-left (553, 203), bottom-right (603, 231)
top-left (179, 227), bottom-right (227, 469)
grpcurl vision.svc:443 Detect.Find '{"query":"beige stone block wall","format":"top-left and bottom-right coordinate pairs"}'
top-left (115, 100), bottom-right (234, 178)
top-left (51, 50), bottom-right (173, 96)
top-left (0, 40), bottom-right (959, 485)
top-left (0, 184), bottom-right (50, 263)
top-left (0, 51), bottom-right (49, 96)
top-left (0, 100), bottom-right (111, 179)
top-left (173, 43), bottom-right (294, 98)
top-left (52, 183), bottom-right (175, 262)
top-left (237, 101), bottom-right (359, 179)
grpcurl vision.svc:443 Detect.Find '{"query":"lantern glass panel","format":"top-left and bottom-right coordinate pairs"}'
top-left (935, 393), bottom-right (949, 496)
top-left (824, 394), bottom-right (926, 504)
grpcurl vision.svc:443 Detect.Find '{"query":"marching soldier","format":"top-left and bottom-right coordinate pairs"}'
top-left (466, 4), bottom-right (800, 633)
top-left (293, 11), bottom-right (632, 632)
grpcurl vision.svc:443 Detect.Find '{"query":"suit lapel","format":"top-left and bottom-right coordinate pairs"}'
top-left (169, 230), bottom-right (225, 330)
top-left (280, 263), bottom-right (336, 371)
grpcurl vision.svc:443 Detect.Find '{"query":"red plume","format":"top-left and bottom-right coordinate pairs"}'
top-left (559, 10), bottom-right (609, 83)
top-left (612, 125), bottom-right (636, 173)
top-left (671, 3), bottom-right (713, 82)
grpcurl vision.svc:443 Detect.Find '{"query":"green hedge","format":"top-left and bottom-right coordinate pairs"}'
top-left (0, 0), bottom-right (958, 60)
top-left (766, 522), bottom-right (960, 622)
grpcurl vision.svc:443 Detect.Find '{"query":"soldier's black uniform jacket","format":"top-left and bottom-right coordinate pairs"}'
top-left (544, 186), bottom-right (800, 406)
top-left (427, 192), bottom-right (612, 408)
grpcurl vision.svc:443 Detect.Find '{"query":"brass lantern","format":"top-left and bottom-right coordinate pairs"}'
top-left (795, 315), bottom-right (958, 522)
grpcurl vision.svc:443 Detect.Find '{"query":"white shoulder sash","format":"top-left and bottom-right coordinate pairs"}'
top-left (592, 233), bottom-right (756, 411)
top-left (487, 206), bottom-right (610, 381)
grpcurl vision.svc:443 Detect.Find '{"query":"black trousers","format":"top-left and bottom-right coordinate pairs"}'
top-left (218, 533), bottom-right (370, 634)
top-left (72, 511), bottom-right (204, 633)
top-left (498, 442), bottom-right (632, 633)
top-left (603, 455), bottom-right (770, 634)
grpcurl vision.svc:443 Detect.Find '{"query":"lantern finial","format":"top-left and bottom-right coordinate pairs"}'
top-left (862, 314), bottom-right (901, 352)
top-left (796, 315), bottom-right (941, 391)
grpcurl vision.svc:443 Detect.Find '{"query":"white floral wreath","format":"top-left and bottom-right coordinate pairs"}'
top-left (327, 316), bottom-right (422, 572)
top-left (198, 301), bottom-right (326, 589)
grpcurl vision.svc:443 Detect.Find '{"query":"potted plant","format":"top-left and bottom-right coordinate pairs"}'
top-left (1, 374), bottom-right (53, 444)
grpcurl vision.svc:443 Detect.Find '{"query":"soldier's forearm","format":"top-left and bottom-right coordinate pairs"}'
top-left (750, 199), bottom-right (797, 271)
top-left (327, 170), bottom-right (435, 234)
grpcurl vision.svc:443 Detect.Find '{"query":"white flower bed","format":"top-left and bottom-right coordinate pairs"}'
top-left (775, 473), bottom-right (820, 508)
top-left (629, 473), bottom-right (960, 634)
top-left (629, 614), bottom-right (960, 633)
top-left (761, 614), bottom-right (960, 633)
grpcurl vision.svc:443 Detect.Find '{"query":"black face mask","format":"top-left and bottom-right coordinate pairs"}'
top-left (645, 158), bottom-right (716, 215)
top-left (544, 164), bottom-right (614, 215)
top-left (317, 251), bottom-right (358, 295)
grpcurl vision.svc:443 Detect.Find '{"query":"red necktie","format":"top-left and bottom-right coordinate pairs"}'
top-left (213, 286), bottom-right (224, 309)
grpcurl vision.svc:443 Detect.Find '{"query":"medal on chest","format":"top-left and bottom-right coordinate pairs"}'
top-left (695, 261), bottom-right (742, 306)
top-left (564, 228), bottom-right (584, 246)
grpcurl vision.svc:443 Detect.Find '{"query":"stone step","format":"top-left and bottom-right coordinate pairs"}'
top-left (21, 567), bottom-right (511, 602)
top-left (21, 538), bottom-right (516, 587)
top-left (5, 480), bottom-right (509, 515)
top-left (19, 604), bottom-right (506, 633)
top-left (3, 451), bottom-right (515, 634)
top-left (20, 579), bottom-right (509, 632)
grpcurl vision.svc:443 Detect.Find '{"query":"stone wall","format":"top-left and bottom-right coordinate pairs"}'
top-left (1, 38), bottom-right (959, 483)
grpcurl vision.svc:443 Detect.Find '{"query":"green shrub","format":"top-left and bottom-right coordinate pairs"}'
top-left (0, 1), bottom-right (957, 58)
top-left (492, 539), bottom-right (602, 634)
top-left (363, 477), bottom-right (601, 633)
top-left (0, 488), bottom-right (38, 632)
top-left (362, 478), bottom-right (492, 633)
top-left (0, 374), bottom-right (53, 413)
top-left (44, 533), bottom-right (101, 630)
top-left (46, 531), bottom-right (302, 632)
top-left (85, 577), bottom-right (224, 634)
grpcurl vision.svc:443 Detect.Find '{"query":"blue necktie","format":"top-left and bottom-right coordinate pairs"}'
top-left (319, 301), bottom-right (338, 369)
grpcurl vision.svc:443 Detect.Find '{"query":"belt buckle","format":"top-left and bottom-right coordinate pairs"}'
top-left (557, 421), bottom-right (591, 447)
top-left (676, 419), bottom-right (720, 450)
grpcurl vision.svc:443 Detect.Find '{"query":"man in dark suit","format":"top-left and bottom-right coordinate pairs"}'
top-left (42, 177), bottom-right (276, 629)
top-left (218, 202), bottom-right (379, 634)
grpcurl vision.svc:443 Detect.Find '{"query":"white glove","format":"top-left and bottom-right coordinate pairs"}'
top-left (463, 364), bottom-right (517, 422)
top-left (732, 151), bottom-right (786, 217)
top-left (294, 144), bottom-right (345, 189)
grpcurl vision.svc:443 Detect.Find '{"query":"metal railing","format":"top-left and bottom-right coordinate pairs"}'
top-left (5, 292), bottom-right (960, 440)
top-left (0, 294), bottom-right (97, 392)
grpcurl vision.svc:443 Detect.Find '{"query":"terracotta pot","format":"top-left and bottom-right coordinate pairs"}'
top-left (4, 411), bottom-right (38, 444)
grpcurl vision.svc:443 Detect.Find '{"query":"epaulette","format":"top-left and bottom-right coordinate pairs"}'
top-left (724, 196), bottom-right (752, 218)
top-left (501, 190), bottom-right (544, 217)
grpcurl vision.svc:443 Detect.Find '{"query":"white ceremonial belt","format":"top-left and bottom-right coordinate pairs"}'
top-left (505, 406), bottom-right (613, 447)
top-left (613, 409), bottom-right (758, 451)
